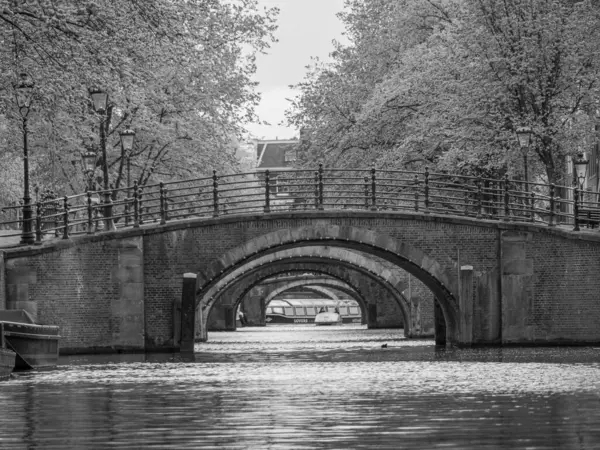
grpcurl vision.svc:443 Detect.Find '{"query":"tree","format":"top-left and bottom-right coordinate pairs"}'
top-left (461, 0), bottom-right (600, 184)
top-left (0, 0), bottom-right (278, 204)
top-left (288, 0), bottom-right (600, 185)
top-left (287, 0), bottom-right (454, 168)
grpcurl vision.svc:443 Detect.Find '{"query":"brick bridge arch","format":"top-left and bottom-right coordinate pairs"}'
top-left (199, 229), bottom-right (448, 338)
top-left (275, 285), bottom-right (342, 301)
top-left (282, 285), bottom-right (340, 300)
top-left (259, 277), bottom-right (378, 327)
top-left (228, 272), bottom-right (370, 327)
top-left (204, 247), bottom-right (412, 331)
top-left (205, 245), bottom-right (410, 306)
top-left (207, 261), bottom-right (407, 333)
top-left (263, 278), bottom-right (360, 304)
top-left (277, 285), bottom-right (344, 301)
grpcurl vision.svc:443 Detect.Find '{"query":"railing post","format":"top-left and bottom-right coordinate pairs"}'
top-left (35, 202), bottom-right (42, 244)
top-left (87, 191), bottom-right (94, 234)
top-left (476, 177), bottom-right (482, 219)
top-left (138, 186), bottom-right (144, 226)
top-left (160, 182), bottom-right (167, 225)
top-left (573, 186), bottom-right (580, 231)
top-left (54, 199), bottom-right (60, 237)
top-left (264, 170), bottom-right (271, 213)
top-left (414, 175), bottom-right (419, 212)
top-left (212, 170), bottom-right (219, 217)
top-left (503, 174), bottom-right (510, 221)
top-left (318, 164), bottom-right (324, 210)
top-left (314, 171), bottom-right (319, 209)
top-left (424, 167), bottom-right (430, 214)
top-left (62, 196), bottom-right (69, 239)
top-left (529, 192), bottom-right (535, 222)
top-left (370, 166), bottom-right (377, 211)
top-left (364, 177), bottom-right (369, 209)
top-left (124, 191), bottom-right (130, 227)
top-left (133, 182), bottom-right (140, 228)
top-left (548, 184), bottom-right (556, 227)
top-left (104, 188), bottom-right (115, 231)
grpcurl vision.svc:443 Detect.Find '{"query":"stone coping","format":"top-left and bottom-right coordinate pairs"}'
top-left (3, 209), bottom-right (600, 258)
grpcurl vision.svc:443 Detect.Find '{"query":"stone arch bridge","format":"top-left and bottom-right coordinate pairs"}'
top-left (2, 207), bottom-right (600, 354)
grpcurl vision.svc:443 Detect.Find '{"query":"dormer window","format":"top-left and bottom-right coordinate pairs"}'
top-left (284, 149), bottom-right (297, 162)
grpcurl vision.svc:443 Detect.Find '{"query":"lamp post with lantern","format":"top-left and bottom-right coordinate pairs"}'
top-left (119, 128), bottom-right (135, 225)
top-left (14, 73), bottom-right (35, 245)
top-left (572, 152), bottom-right (589, 231)
top-left (88, 88), bottom-right (115, 231)
top-left (515, 126), bottom-right (533, 189)
top-left (573, 152), bottom-right (589, 193)
top-left (573, 153), bottom-right (589, 187)
top-left (81, 150), bottom-right (97, 192)
top-left (81, 150), bottom-right (99, 233)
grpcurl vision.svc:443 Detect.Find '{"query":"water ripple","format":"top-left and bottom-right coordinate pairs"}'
top-left (1, 326), bottom-right (599, 449)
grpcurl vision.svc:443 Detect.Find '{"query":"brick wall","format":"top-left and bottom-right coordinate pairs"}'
top-left (3, 210), bottom-right (600, 352)
top-left (3, 237), bottom-right (143, 352)
top-left (530, 231), bottom-right (600, 342)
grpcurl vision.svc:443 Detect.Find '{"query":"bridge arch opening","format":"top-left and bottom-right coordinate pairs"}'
top-left (263, 278), bottom-right (362, 305)
top-left (203, 246), bottom-right (412, 328)
top-left (201, 256), bottom-right (449, 342)
top-left (261, 276), bottom-right (366, 325)
top-left (206, 260), bottom-right (405, 335)
top-left (197, 226), bottom-right (456, 342)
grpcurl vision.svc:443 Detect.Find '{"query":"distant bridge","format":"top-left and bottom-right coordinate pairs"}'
top-left (1, 167), bottom-right (600, 353)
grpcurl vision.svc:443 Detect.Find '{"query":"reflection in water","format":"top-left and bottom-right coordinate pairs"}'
top-left (0, 325), bottom-right (599, 449)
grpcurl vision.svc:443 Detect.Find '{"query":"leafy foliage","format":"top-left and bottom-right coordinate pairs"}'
top-left (287, 0), bottom-right (600, 184)
top-left (0, 0), bottom-right (278, 203)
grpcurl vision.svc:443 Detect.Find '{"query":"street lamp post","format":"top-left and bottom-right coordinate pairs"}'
top-left (81, 150), bottom-right (97, 192)
top-left (573, 152), bottom-right (589, 191)
top-left (88, 88), bottom-right (115, 231)
top-left (573, 152), bottom-right (589, 231)
top-left (516, 126), bottom-right (533, 188)
top-left (119, 128), bottom-right (135, 226)
top-left (81, 150), bottom-right (98, 233)
top-left (14, 73), bottom-right (35, 245)
top-left (516, 126), bottom-right (533, 215)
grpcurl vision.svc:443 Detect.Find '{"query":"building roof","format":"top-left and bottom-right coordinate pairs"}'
top-left (256, 139), bottom-right (298, 170)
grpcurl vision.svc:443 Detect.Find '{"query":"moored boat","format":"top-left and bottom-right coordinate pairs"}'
top-left (314, 308), bottom-right (342, 326)
top-left (0, 311), bottom-right (60, 370)
top-left (0, 347), bottom-right (16, 381)
top-left (266, 299), bottom-right (362, 324)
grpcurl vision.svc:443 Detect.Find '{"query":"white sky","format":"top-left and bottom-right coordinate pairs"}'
top-left (246, 0), bottom-right (347, 140)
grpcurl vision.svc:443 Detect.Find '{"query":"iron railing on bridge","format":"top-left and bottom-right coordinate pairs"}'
top-left (1, 166), bottom-right (598, 244)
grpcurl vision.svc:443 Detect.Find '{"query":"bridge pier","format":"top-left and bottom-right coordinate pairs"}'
top-left (206, 302), bottom-right (236, 331)
top-left (180, 273), bottom-right (198, 351)
top-left (473, 270), bottom-right (501, 344)
top-left (240, 287), bottom-right (266, 327)
top-left (434, 298), bottom-right (446, 346)
top-left (458, 266), bottom-right (474, 346)
top-left (499, 231), bottom-right (534, 343)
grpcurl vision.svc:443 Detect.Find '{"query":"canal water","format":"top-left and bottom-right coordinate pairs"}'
top-left (1, 324), bottom-right (599, 449)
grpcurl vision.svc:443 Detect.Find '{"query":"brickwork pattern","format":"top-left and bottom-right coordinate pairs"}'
top-left (205, 247), bottom-right (409, 315)
top-left (208, 261), bottom-right (405, 332)
top-left (4, 210), bottom-right (600, 352)
top-left (5, 241), bottom-right (125, 351)
top-left (531, 232), bottom-right (600, 342)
